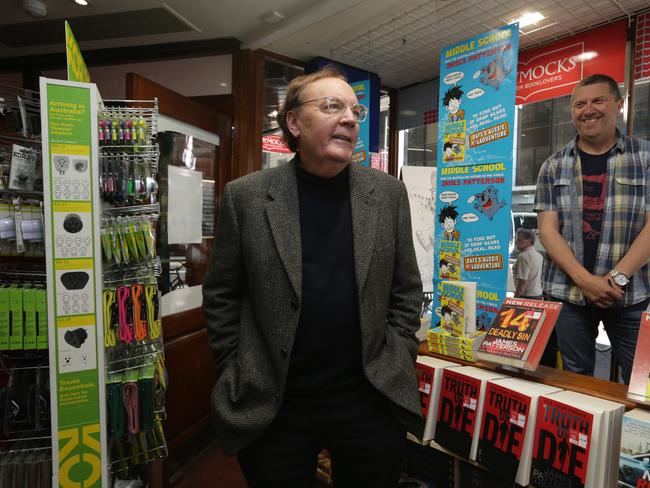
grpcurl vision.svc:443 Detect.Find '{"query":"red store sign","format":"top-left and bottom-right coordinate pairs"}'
top-left (262, 134), bottom-right (293, 154)
top-left (516, 20), bottom-right (627, 105)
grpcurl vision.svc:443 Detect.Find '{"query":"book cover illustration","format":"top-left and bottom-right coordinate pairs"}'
top-left (477, 298), bottom-right (562, 370)
top-left (619, 409), bottom-right (650, 488)
top-left (434, 368), bottom-right (481, 459)
top-left (442, 120), bottom-right (466, 163)
top-left (416, 362), bottom-right (435, 418)
top-left (440, 282), bottom-right (466, 336)
top-left (479, 304), bottom-right (545, 360)
top-left (531, 396), bottom-right (593, 488)
top-left (628, 312), bottom-right (650, 403)
top-left (477, 381), bottom-right (531, 485)
top-left (439, 239), bottom-right (461, 281)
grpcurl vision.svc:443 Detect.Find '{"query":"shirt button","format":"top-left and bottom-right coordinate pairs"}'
top-left (281, 348), bottom-right (288, 358)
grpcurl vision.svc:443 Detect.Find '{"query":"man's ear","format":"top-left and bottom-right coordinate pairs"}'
top-left (286, 111), bottom-right (301, 138)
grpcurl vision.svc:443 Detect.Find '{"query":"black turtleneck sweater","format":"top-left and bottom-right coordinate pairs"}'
top-left (285, 161), bottom-right (369, 404)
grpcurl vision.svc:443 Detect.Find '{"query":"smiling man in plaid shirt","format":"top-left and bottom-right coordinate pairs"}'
top-left (534, 74), bottom-right (650, 383)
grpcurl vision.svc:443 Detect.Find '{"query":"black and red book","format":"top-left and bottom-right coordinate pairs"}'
top-left (415, 355), bottom-right (460, 441)
top-left (477, 378), bottom-right (562, 486)
top-left (433, 366), bottom-right (506, 460)
top-left (531, 390), bottom-right (624, 488)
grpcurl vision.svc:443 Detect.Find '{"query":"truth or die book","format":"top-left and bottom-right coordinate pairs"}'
top-left (531, 390), bottom-right (624, 488)
top-left (415, 355), bottom-right (462, 442)
top-left (477, 377), bottom-right (562, 487)
top-left (619, 408), bottom-right (650, 488)
top-left (433, 366), bottom-right (506, 460)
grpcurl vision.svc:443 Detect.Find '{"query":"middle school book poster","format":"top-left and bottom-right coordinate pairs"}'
top-left (432, 24), bottom-right (519, 332)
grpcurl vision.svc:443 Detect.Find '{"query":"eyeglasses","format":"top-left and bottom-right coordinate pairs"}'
top-left (296, 96), bottom-right (368, 123)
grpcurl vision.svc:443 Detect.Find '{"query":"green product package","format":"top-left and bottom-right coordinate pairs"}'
top-left (0, 287), bottom-right (9, 350)
top-left (23, 288), bottom-right (37, 350)
top-left (9, 286), bottom-right (23, 350)
top-left (34, 288), bottom-right (48, 349)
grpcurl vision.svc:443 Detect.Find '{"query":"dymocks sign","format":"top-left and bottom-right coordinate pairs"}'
top-left (516, 20), bottom-right (627, 105)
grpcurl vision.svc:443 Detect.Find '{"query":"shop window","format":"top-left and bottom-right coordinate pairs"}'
top-left (398, 124), bottom-right (437, 169)
top-left (261, 57), bottom-right (303, 170)
top-left (632, 79), bottom-right (650, 139)
top-left (515, 94), bottom-right (574, 187)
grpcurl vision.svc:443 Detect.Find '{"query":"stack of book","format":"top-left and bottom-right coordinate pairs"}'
top-left (427, 326), bottom-right (485, 361)
top-left (531, 390), bottom-right (624, 488)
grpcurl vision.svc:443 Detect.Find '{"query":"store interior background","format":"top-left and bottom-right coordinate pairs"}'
top-left (2, 0), bottom-right (650, 485)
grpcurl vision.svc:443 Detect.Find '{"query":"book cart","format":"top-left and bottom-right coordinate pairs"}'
top-left (0, 76), bottom-right (167, 487)
top-left (411, 342), bottom-right (641, 488)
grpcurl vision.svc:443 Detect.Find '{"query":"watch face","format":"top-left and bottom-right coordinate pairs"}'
top-left (614, 274), bottom-right (628, 286)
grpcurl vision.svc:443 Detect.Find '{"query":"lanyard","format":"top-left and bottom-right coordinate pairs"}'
top-left (122, 382), bottom-right (139, 435)
top-left (117, 286), bottom-right (133, 344)
top-left (131, 284), bottom-right (147, 341)
top-left (145, 284), bottom-right (161, 339)
top-left (102, 289), bottom-right (116, 347)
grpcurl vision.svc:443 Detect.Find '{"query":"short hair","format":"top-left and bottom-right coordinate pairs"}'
top-left (443, 141), bottom-right (453, 151)
top-left (276, 66), bottom-right (348, 152)
top-left (443, 85), bottom-right (463, 107)
top-left (574, 74), bottom-right (622, 101)
top-left (441, 305), bottom-right (452, 316)
top-left (438, 204), bottom-right (458, 224)
top-left (439, 258), bottom-right (450, 267)
top-left (516, 228), bottom-right (535, 244)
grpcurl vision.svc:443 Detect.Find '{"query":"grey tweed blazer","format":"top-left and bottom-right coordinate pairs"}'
top-left (203, 160), bottom-right (424, 454)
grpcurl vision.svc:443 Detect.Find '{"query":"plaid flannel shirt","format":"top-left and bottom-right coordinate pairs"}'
top-left (534, 132), bottom-right (650, 307)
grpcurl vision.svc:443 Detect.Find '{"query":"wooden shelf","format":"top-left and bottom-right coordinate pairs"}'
top-left (418, 341), bottom-right (637, 409)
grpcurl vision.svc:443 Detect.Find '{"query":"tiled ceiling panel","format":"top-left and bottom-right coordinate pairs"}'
top-left (326, 0), bottom-right (650, 87)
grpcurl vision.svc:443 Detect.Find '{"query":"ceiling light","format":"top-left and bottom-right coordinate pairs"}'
top-left (74, 0), bottom-right (89, 4)
top-left (262, 11), bottom-right (285, 25)
top-left (219, 82), bottom-right (228, 87)
top-left (510, 11), bottom-right (545, 28)
top-left (21, 0), bottom-right (47, 18)
top-left (575, 51), bottom-right (598, 61)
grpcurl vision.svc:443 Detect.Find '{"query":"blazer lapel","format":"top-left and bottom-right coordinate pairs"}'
top-left (265, 163), bottom-right (302, 300)
top-left (350, 165), bottom-right (380, 293)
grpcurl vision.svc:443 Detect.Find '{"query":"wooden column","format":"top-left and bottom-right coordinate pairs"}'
top-left (231, 49), bottom-right (264, 178)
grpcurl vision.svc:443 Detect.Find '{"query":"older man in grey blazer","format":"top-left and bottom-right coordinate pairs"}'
top-left (203, 66), bottom-right (423, 487)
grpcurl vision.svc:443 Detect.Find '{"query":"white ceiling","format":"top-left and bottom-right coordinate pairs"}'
top-left (2, 0), bottom-right (649, 88)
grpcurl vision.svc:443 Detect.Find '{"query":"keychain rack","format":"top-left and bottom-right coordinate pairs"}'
top-left (102, 203), bottom-right (160, 218)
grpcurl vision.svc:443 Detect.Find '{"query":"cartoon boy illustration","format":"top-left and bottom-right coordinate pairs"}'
top-left (443, 141), bottom-right (454, 161)
top-left (440, 304), bottom-right (458, 332)
top-left (443, 85), bottom-right (465, 122)
top-left (438, 204), bottom-right (460, 241)
top-left (439, 257), bottom-right (451, 278)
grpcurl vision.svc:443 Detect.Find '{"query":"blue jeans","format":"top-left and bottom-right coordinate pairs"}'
top-left (553, 298), bottom-right (650, 384)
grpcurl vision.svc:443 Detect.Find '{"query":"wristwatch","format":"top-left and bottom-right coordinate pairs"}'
top-left (609, 269), bottom-right (629, 288)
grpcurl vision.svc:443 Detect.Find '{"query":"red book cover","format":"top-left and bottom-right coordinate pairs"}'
top-left (628, 312), bottom-right (650, 402)
top-left (477, 298), bottom-right (562, 370)
top-left (416, 362), bottom-right (435, 417)
top-left (531, 396), bottom-right (593, 488)
top-left (477, 381), bottom-right (532, 485)
top-left (434, 368), bottom-right (482, 459)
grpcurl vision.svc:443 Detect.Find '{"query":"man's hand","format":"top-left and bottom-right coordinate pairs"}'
top-left (577, 274), bottom-right (624, 308)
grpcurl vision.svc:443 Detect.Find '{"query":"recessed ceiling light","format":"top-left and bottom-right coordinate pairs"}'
top-left (74, 0), bottom-right (89, 5)
top-left (219, 82), bottom-right (228, 87)
top-left (510, 11), bottom-right (545, 28)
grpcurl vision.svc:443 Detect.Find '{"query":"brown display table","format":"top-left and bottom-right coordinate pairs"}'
top-left (418, 341), bottom-right (639, 410)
